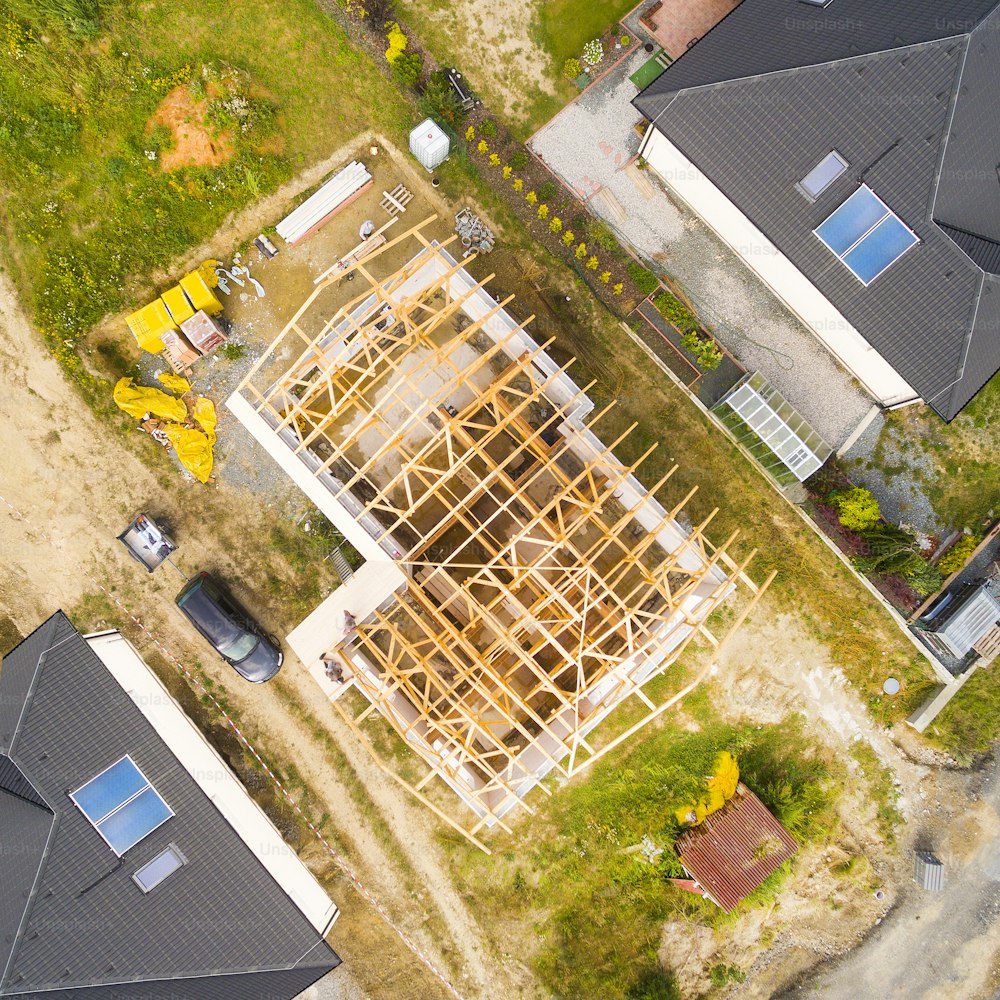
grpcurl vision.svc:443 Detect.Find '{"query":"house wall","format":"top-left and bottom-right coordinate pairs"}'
top-left (640, 127), bottom-right (919, 407)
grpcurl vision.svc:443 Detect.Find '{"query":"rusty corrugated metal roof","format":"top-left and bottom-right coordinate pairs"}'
top-left (676, 783), bottom-right (798, 912)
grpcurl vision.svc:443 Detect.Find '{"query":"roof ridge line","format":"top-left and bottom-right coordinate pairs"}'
top-left (657, 32), bottom-right (974, 102)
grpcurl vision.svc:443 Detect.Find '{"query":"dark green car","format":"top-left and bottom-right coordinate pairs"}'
top-left (175, 573), bottom-right (282, 682)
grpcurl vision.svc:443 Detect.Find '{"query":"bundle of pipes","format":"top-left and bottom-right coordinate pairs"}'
top-left (276, 161), bottom-right (373, 245)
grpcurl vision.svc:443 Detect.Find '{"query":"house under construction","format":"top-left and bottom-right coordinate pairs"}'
top-left (227, 216), bottom-right (771, 849)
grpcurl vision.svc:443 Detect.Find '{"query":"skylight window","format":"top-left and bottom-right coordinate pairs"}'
top-left (70, 755), bottom-right (173, 855)
top-left (133, 844), bottom-right (186, 892)
top-left (797, 151), bottom-right (848, 201)
top-left (814, 185), bottom-right (918, 285)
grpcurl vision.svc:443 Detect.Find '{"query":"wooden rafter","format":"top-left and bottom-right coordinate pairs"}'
top-left (235, 217), bottom-right (770, 848)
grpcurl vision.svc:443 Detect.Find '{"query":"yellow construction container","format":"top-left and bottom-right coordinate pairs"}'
top-left (179, 271), bottom-right (223, 317)
top-left (161, 284), bottom-right (195, 326)
top-left (126, 299), bottom-right (177, 353)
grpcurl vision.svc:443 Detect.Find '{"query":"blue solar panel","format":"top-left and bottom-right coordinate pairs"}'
top-left (815, 186), bottom-right (889, 255)
top-left (842, 215), bottom-right (918, 285)
top-left (97, 786), bottom-right (174, 854)
top-left (72, 757), bottom-right (148, 822)
top-left (71, 755), bottom-right (173, 855)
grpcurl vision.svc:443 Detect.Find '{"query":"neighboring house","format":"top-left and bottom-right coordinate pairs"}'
top-left (0, 612), bottom-right (341, 1000)
top-left (674, 783), bottom-right (798, 912)
top-left (634, 0), bottom-right (1000, 421)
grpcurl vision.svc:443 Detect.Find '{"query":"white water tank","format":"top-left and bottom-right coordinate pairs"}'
top-left (409, 118), bottom-right (450, 171)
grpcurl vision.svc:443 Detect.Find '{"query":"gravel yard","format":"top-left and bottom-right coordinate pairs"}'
top-left (530, 52), bottom-right (874, 448)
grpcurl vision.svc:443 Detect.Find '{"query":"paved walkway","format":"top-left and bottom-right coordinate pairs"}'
top-left (530, 51), bottom-right (874, 449)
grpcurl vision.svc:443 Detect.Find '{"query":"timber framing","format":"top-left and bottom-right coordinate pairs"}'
top-left (232, 217), bottom-right (773, 847)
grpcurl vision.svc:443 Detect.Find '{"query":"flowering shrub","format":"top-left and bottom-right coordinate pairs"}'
top-left (563, 57), bottom-right (582, 79)
top-left (477, 139), bottom-right (488, 154)
top-left (502, 165), bottom-right (512, 179)
top-left (550, 217), bottom-right (562, 232)
top-left (525, 190), bottom-right (537, 205)
top-left (613, 283), bottom-right (624, 295)
top-left (513, 178), bottom-right (523, 192)
top-left (582, 39), bottom-right (603, 66)
top-left (938, 534), bottom-right (978, 575)
top-left (585, 256), bottom-right (598, 270)
top-left (489, 153), bottom-right (500, 166)
top-left (385, 22), bottom-right (408, 63)
top-left (465, 125), bottom-right (475, 141)
top-left (562, 230), bottom-right (575, 246)
top-left (575, 242), bottom-right (587, 259)
top-left (600, 271), bottom-right (611, 283)
top-left (537, 204), bottom-right (548, 219)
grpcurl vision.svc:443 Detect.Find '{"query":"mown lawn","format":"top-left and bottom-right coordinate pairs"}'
top-left (534, 0), bottom-right (639, 67)
top-left (0, 0), bottom-right (411, 372)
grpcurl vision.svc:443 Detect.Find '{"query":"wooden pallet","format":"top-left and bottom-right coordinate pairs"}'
top-left (380, 183), bottom-right (413, 217)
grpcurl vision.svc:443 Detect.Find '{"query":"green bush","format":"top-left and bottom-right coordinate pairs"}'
top-left (419, 72), bottom-right (461, 126)
top-left (510, 149), bottom-right (528, 170)
top-left (680, 330), bottom-right (723, 370)
top-left (563, 57), bottom-right (582, 79)
top-left (937, 534), bottom-right (978, 575)
top-left (709, 964), bottom-right (747, 988)
top-left (828, 487), bottom-right (881, 532)
top-left (587, 218), bottom-right (619, 252)
top-left (538, 179), bottom-right (557, 202)
top-left (627, 260), bottom-right (660, 296)
top-left (653, 291), bottom-right (698, 333)
top-left (392, 52), bottom-right (423, 87)
top-left (480, 118), bottom-right (497, 138)
top-left (852, 523), bottom-right (943, 595)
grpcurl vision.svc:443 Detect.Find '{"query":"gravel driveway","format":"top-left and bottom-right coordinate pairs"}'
top-left (530, 54), bottom-right (874, 448)
top-left (782, 758), bottom-right (1000, 1000)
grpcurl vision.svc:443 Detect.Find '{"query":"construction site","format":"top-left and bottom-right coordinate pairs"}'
top-left (228, 217), bottom-right (773, 847)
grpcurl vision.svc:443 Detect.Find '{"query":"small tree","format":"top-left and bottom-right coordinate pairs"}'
top-left (385, 22), bottom-right (408, 63)
top-left (392, 52), bottom-right (422, 87)
top-left (938, 534), bottom-right (978, 575)
top-left (828, 487), bottom-right (881, 532)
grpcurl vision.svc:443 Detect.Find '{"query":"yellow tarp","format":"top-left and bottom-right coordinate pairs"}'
top-left (180, 271), bottom-right (223, 316)
top-left (125, 300), bottom-right (177, 353)
top-left (164, 424), bottom-right (213, 483)
top-left (157, 372), bottom-right (192, 394)
top-left (197, 259), bottom-right (222, 289)
top-left (161, 285), bottom-right (195, 326)
top-left (113, 377), bottom-right (187, 422)
top-left (192, 396), bottom-right (217, 445)
top-left (675, 752), bottom-right (741, 827)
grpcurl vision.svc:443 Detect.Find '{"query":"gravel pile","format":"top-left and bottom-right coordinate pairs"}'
top-left (531, 52), bottom-right (874, 447)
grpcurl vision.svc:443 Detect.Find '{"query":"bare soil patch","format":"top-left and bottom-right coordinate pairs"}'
top-left (150, 85), bottom-right (233, 171)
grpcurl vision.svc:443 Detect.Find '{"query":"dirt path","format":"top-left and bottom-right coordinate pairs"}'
top-left (781, 759), bottom-right (1000, 1000)
top-left (0, 266), bottom-right (522, 999)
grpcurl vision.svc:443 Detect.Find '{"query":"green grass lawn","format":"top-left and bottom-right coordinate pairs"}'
top-left (0, 0), bottom-right (411, 371)
top-left (446, 709), bottom-right (843, 999)
top-left (534, 0), bottom-right (639, 67)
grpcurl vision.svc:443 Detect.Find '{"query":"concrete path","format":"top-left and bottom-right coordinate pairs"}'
top-left (530, 52), bottom-right (873, 448)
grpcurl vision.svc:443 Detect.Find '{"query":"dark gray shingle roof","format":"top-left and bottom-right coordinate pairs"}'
top-left (0, 613), bottom-right (340, 999)
top-left (634, 0), bottom-right (1000, 420)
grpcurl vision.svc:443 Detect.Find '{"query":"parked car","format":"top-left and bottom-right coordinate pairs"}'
top-left (175, 573), bottom-right (282, 682)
